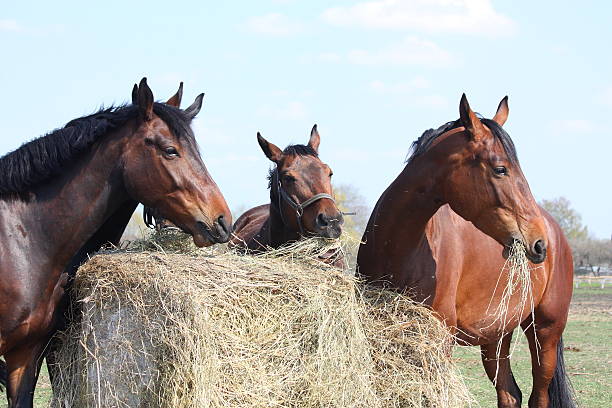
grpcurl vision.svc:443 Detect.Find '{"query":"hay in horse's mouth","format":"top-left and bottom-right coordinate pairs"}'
top-left (49, 236), bottom-right (474, 408)
top-left (486, 240), bottom-right (539, 384)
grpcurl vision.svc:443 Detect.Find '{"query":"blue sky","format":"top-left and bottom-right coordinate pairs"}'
top-left (1, 1), bottom-right (610, 238)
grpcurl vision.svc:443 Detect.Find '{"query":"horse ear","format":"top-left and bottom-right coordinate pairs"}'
top-left (257, 132), bottom-right (282, 163)
top-left (166, 82), bottom-right (183, 107)
top-left (131, 84), bottom-right (138, 105)
top-left (137, 78), bottom-right (154, 121)
top-left (459, 93), bottom-right (486, 141)
top-left (184, 93), bottom-right (204, 119)
top-left (307, 124), bottom-right (320, 153)
top-left (492, 95), bottom-right (509, 126)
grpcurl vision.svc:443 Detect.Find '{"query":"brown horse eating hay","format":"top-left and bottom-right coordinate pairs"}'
top-left (357, 95), bottom-right (575, 408)
top-left (0, 78), bottom-right (231, 407)
top-left (230, 126), bottom-right (344, 265)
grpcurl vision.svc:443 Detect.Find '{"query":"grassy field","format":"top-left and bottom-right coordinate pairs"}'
top-left (2, 286), bottom-right (610, 407)
top-left (455, 285), bottom-right (612, 407)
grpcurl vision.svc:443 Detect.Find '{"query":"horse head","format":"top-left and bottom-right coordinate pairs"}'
top-left (258, 125), bottom-right (343, 238)
top-left (124, 78), bottom-right (232, 246)
top-left (411, 94), bottom-right (547, 263)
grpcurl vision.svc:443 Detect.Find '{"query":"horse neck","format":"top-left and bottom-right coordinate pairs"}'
top-left (366, 156), bottom-right (445, 255)
top-left (268, 187), bottom-right (300, 247)
top-left (381, 164), bottom-right (442, 242)
top-left (20, 124), bottom-right (136, 269)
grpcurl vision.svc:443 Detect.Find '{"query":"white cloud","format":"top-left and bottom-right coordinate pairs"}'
top-left (192, 122), bottom-right (237, 148)
top-left (369, 76), bottom-right (431, 94)
top-left (0, 20), bottom-right (65, 35)
top-left (245, 13), bottom-right (303, 36)
top-left (416, 94), bottom-right (449, 109)
top-left (368, 78), bottom-right (448, 109)
top-left (599, 86), bottom-right (612, 107)
top-left (317, 52), bottom-right (342, 63)
top-left (257, 101), bottom-right (308, 120)
top-left (0, 19), bottom-right (22, 32)
top-left (321, 0), bottom-right (516, 37)
top-left (551, 119), bottom-right (596, 134)
top-left (348, 36), bottom-right (454, 67)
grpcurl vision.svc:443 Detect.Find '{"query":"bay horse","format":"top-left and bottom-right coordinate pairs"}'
top-left (0, 78), bottom-right (231, 407)
top-left (357, 95), bottom-right (575, 408)
top-left (230, 126), bottom-right (344, 266)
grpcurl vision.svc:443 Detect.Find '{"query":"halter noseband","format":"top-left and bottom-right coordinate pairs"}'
top-left (272, 172), bottom-right (335, 236)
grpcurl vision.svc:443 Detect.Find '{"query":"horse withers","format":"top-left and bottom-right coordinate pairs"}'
top-left (230, 125), bottom-right (345, 266)
top-left (0, 78), bottom-right (231, 407)
top-left (357, 95), bottom-right (575, 408)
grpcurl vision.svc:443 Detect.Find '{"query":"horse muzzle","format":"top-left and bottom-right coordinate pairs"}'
top-left (526, 239), bottom-right (547, 264)
top-left (315, 213), bottom-right (344, 239)
top-left (193, 216), bottom-right (232, 247)
top-left (502, 237), bottom-right (547, 264)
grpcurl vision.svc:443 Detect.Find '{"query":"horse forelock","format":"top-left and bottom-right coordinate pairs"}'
top-left (266, 143), bottom-right (319, 190)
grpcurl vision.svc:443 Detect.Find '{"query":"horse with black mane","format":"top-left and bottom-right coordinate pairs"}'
top-left (0, 78), bottom-right (231, 407)
top-left (357, 95), bottom-right (575, 408)
top-left (229, 126), bottom-right (345, 266)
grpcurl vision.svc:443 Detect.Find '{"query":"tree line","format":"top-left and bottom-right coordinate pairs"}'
top-left (540, 197), bottom-right (612, 276)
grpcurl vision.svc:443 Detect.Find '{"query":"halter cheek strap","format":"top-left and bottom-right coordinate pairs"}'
top-left (274, 175), bottom-right (335, 236)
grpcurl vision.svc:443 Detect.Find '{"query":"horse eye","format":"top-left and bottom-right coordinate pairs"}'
top-left (164, 147), bottom-right (179, 157)
top-left (494, 166), bottom-right (507, 175)
top-left (329, 171), bottom-right (334, 178)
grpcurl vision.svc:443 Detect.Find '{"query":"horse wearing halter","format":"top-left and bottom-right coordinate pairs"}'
top-left (270, 170), bottom-right (336, 236)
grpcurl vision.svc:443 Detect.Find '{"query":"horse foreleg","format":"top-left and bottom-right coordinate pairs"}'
top-left (5, 273), bottom-right (68, 407)
top-left (4, 340), bottom-right (47, 408)
top-left (522, 321), bottom-right (561, 408)
top-left (480, 332), bottom-right (522, 408)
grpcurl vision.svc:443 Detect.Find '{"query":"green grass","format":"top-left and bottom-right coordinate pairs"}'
top-left (454, 286), bottom-right (612, 407)
top-left (2, 288), bottom-right (611, 407)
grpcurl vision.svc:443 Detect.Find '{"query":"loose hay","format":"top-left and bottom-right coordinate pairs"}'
top-left (50, 240), bottom-right (473, 408)
top-left (484, 241), bottom-right (539, 383)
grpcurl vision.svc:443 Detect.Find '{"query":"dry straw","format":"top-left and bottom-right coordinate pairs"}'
top-left (50, 231), bottom-right (473, 407)
top-left (483, 241), bottom-right (539, 383)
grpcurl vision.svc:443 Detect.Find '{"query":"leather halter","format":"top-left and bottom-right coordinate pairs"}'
top-left (271, 171), bottom-right (335, 236)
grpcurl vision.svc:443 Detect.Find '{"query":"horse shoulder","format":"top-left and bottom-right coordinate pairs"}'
top-left (426, 206), bottom-right (469, 322)
top-left (532, 207), bottom-right (574, 327)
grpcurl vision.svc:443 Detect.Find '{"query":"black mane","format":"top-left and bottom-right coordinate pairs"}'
top-left (406, 117), bottom-right (518, 164)
top-left (0, 103), bottom-right (195, 194)
top-left (267, 144), bottom-right (318, 188)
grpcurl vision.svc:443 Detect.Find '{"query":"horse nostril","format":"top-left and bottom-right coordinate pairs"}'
top-left (533, 239), bottom-right (545, 255)
top-left (215, 215), bottom-right (231, 242)
top-left (316, 213), bottom-right (329, 228)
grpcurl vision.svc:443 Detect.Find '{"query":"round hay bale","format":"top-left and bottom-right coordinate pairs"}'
top-left (50, 245), bottom-right (473, 407)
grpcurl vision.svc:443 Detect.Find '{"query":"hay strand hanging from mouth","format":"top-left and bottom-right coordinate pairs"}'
top-left (484, 241), bottom-right (539, 383)
top-left (49, 240), bottom-right (473, 408)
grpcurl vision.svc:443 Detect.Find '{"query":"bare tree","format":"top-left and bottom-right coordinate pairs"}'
top-left (333, 183), bottom-right (371, 270)
top-left (540, 197), bottom-right (588, 240)
top-left (540, 197), bottom-right (612, 275)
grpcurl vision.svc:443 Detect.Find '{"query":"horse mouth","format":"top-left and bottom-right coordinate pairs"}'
top-left (319, 227), bottom-right (342, 239)
top-left (192, 222), bottom-right (217, 247)
top-left (502, 239), bottom-right (546, 264)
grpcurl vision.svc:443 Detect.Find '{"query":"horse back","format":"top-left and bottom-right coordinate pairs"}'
top-left (230, 204), bottom-right (270, 250)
